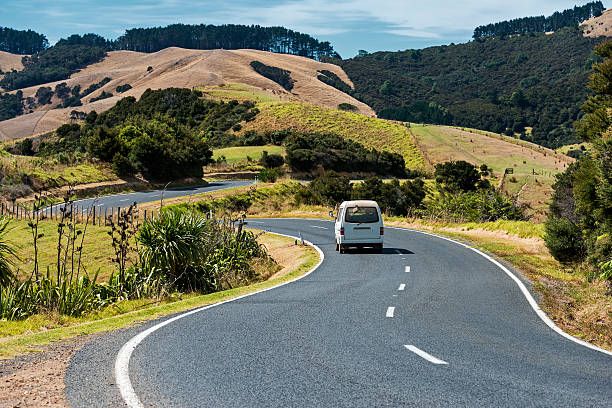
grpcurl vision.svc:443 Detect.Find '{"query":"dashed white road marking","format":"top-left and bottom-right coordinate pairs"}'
top-left (119, 199), bottom-right (129, 202)
top-left (386, 307), bottom-right (395, 318)
top-left (310, 226), bottom-right (328, 230)
top-left (405, 266), bottom-right (411, 273)
top-left (398, 284), bottom-right (406, 291)
top-left (404, 345), bottom-right (448, 365)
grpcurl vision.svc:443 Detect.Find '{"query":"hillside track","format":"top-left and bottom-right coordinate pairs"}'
top-left (66, 218), bottom-right (611, 407)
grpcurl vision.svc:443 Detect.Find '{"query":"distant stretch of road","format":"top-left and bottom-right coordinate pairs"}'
top-left (53, 180), bottom-right (253, 211)
top-left (66, 218), bottom-right (612, 407)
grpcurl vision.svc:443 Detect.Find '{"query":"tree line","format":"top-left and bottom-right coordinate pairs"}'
top-left (473, 1), bottom-right (604, 38)
top-left (113, 24), bottom-right (339, 60)
top-left (0, 26), bottom-right (48, 54)
top-left (544, 40), bottom-right (612, 286)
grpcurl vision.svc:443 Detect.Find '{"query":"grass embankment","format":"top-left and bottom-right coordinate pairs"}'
top-left (240, 102), bottom-right (426, 170)
top-left (0, 151), bottom-right (117, 197)
top-left (212, 145), bottom-right (285, 163)
top-left (0, 230), bottom-right (319, 357)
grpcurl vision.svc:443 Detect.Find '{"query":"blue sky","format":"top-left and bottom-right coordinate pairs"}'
top-left (0, 0), bottom-right (609, 58)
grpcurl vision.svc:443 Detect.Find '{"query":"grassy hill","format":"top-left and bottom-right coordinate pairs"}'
top-left (0, 48), bottom-right (372, 141)
top-left (409, 124), bottom-right (572, 218)
top-left (240, 101), bottom-right (425, 170)
top-left (212, 145), bottom-right (284, 163)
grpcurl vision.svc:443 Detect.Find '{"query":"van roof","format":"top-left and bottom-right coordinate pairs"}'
top-left (340, 200), bottom-right (379, 207)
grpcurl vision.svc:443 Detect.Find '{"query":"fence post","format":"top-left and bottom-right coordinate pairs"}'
top-left (93, 206), bottom-right (96, 226)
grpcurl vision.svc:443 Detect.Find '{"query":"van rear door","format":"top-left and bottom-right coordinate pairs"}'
top-left (344, 206), bottom-right (380, 240)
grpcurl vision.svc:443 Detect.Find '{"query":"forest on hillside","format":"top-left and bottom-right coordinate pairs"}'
top-left (473, 1), bottom-right (604, 38)
top-left (336, 27), bottom-right (603, 148)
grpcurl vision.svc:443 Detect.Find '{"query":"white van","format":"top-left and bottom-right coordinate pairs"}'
top-left (333, 200), bottom-right (384, 253)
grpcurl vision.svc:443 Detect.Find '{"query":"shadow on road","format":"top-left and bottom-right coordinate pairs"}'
top-left (341, 247), bottom-right (414, 255)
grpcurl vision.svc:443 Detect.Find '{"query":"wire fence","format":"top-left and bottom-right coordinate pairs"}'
top-left (0, 201), bottom-right (161, 227)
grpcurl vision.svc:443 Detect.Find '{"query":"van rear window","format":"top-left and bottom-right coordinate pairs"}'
top-left (345, 206), bottom-right (379, 223)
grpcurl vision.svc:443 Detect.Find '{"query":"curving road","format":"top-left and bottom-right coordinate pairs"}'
top-left (50, 180), bottom-right (253, 211)
top-left (66, 218), bottom-right (612, 407)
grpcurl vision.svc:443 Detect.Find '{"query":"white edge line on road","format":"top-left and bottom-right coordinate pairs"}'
top-left (115, 231), bottom-right (325, 408)
top-left (405, 265), bottom-right (410, 273)
top-left (310, 226), bottom-right (328, 229)
top-left (387, 226), bottom-right (612, 357)
top-left (398, 284), bottom-right (406, 291)
top-left (404, 345), bottom-right (448, 365)
top-left (386, 306), bottom-right (395, 318)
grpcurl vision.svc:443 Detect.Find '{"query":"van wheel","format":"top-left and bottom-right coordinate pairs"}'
top-left (339, 244), bottom-right (345, 254)
top-left (335, 241), bottom-right (339, 251)
top-left (375, 244), bottom-right (383, 253)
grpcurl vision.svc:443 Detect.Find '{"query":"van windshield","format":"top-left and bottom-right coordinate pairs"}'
top-left (345, 206), bottom-right (379, 223)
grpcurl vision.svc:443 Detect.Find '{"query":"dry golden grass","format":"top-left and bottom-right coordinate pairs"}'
top-left (0, 51), bottom-right (23, 74)
top-left (0, 47), bottom-right (372, 140)
top-left (581, 8), bottom-right (612, 38)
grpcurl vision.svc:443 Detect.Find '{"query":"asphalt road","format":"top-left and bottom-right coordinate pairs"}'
top-left (49, 180), bottom-right (253, 211)
top-left (66, 218), bottom-right (612, 407)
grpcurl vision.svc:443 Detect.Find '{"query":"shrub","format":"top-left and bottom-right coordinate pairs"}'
top-left (338, 103), bottom-right (358, 111)
top-left (544, 217), bottom-right (587, 264)
top-left (352, 177), bottom-right (426, 216)
top-left (301, 171), bottom-right (352, 207)
top-left (138, 210), bottom-right (268, 292)
top-left (422, 190), bottom-right (527, 223)
top-left (250, 61), bottom-right (294, 91)
top-left (112, 152), bottom-right (134, 177)
top-left (138, 210), bottom-right (210, 288)
top-left (116, 84), bottom-right (132, 93)
top-left (434, 161), bottom-right (481, 192)
top-left (258, 167), bottom-right (282, 182)
top-left (259, 150), bottom-right (284, 168)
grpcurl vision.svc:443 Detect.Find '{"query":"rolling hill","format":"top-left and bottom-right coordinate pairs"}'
top-left (0, 47), bottom-right (372, 141)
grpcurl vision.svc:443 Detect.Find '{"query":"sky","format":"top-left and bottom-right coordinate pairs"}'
top-left (0, 0), bottom-right (609, 58)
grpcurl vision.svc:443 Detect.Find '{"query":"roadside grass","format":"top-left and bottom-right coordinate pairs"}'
top-left (241, 102), bottom-right (425, 170)
top-left (0, 232), bottom-right (319, 357)
top-left (0, 152), bottom-right (117, 191)
top-left (7, 219), bottom-right (118, 282)
top-left (212, 145), bottom-right (285, 163)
